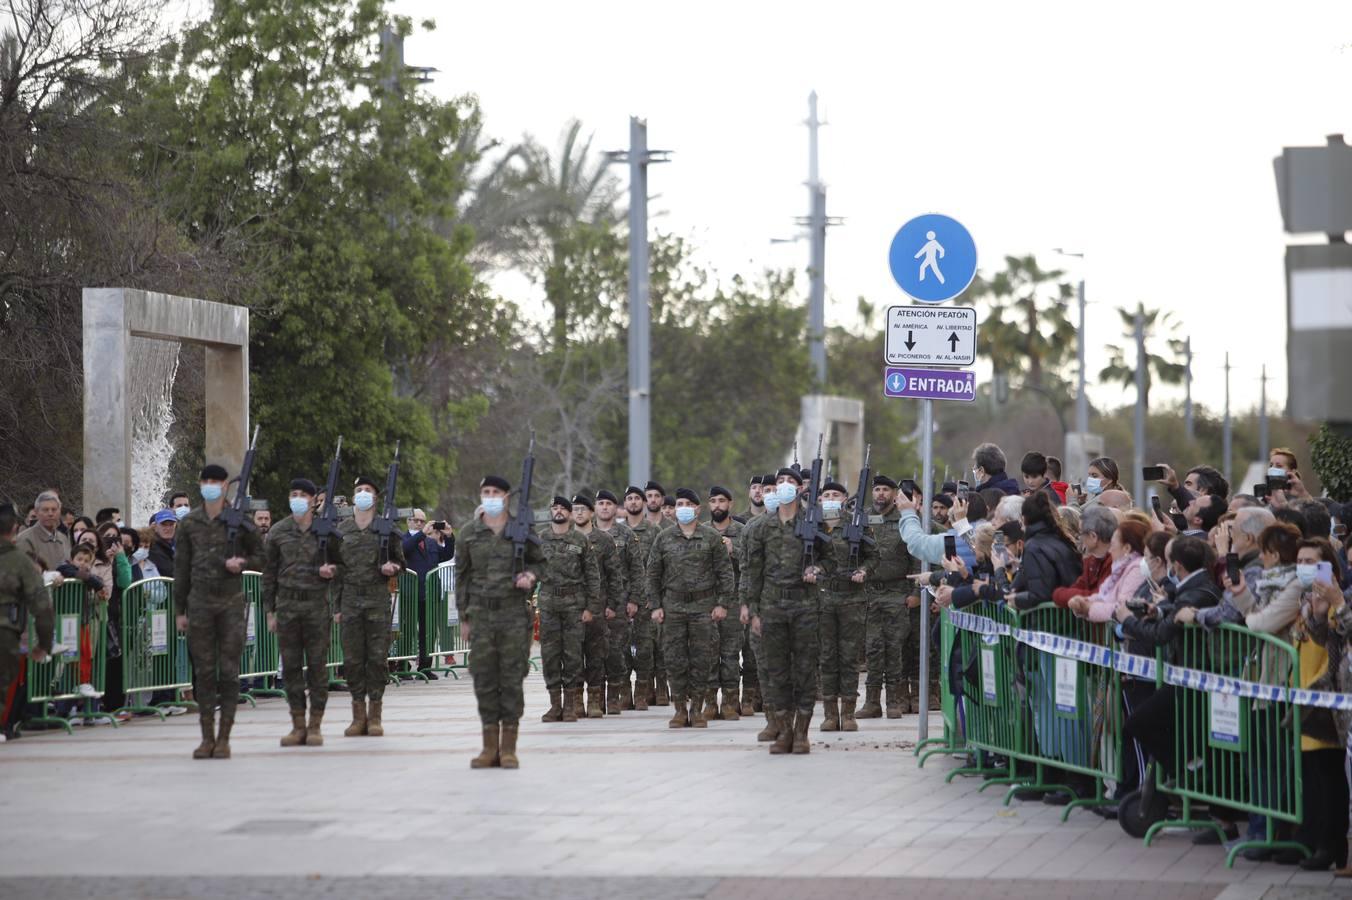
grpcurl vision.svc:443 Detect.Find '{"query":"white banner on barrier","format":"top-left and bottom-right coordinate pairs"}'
top-left (1210, 692), bottom-right (1242, 746)
top-left (60, 615), bottom-right (79, 656)
top-left (245, 601), bottom-right (257, 644)
top-left (1055, 656), bottom-right (1078, 715)
top-left (391, 592), bottom-right (400, 629)
top-left (981, 646), bottom-right (998, 702)
top-left (150, 611), bottom-right (168, 654)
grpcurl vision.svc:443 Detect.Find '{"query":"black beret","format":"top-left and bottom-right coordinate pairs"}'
top-left (289, 478), bottom-right (318, 496)
top-left (353, 475), bottom-right (379, 492)
top-left (596, 489), bottom-right (618, 504)
top-left (571, 493), bottom-right (594, 511)
top-left (933, 494), bottom-right (955, 508)
top-left (624, 485), bottom-right (644, 499)
top-left (675, 487), bottom-right (700, 504)
top-left (480, 475), bottom-right (511, 493)
top-left (645, 480), bottom-right (665, 495)
top-left (762, 474), bottom-right (775, 486)
top-left (550, 495), bottom-right (572, 510)
top-left (776, 467), bottom-right (803, 485)
top-left (709, 485), bottom-right (732, 501)
top-left (662, 495), bottom-right (676, 507)
top-left (200, 464), bottom-right (229, 481)
top-left (874, 474), bottom-right (898, 489)
top-left (941, 481), bottom-right (959, 496)
top-left (821, 481), bottom-right (847, 495)
top-left (749, 475), bottom-right (763, 486)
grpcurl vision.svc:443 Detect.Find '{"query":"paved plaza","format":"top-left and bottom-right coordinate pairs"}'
top-left (3, 666), bottom-right (1351, 899)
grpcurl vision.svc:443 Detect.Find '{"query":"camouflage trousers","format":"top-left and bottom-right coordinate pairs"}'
top-left (582, 615), bottom-right (608, 689)
top-left (468, 601), bottom-right (533, 726)
top-left (606, 615), bottom-right (630, 686)
top-left (748, 621), bottom-right (769, 698)
top-left (741, 625), bottom-right (759, 690)
top-left (661, 607), bottom-right (715, 703)
top-left (864, 592), bottom-right (911, 688)
top-left (276, 597), bottom-right (332, 715)
top-left (340, 602), bottom-right (392, 702)
top-left (760, 598), bottom-right (819, 715)
top-left (653, 623), bottom-right (667, 681)
top-left (709, 616), bottom-right (743, 695)
top-left (819, 593), bottom-right (866, 699)
top-left (188, 596), bottom-right (248, 718)
top-left (538, 602), bottom-right (584, 691)
top-left (623, 612), bottom-right (655, 681)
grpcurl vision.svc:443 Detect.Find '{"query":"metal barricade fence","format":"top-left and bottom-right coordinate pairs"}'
top-left (916, 604), bottom-right (965, 767)
top-left (324, 585), bottom-right (345, 688)
top-left (941, 600), bottom-right (1026, 790)
top-left (22, 580), bottom-right (110, 734)
top-left (117, 577), bottom-right (185, 719)
top-left (239, 572), bottom-right (284, 699)
top-left (423, 562), bottom-right (467, 678)
top-left (387, 570), bottom-right (427, 682)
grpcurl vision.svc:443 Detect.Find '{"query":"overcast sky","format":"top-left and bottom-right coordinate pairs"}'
top-left (395, 0), bottom-right (1352, 417)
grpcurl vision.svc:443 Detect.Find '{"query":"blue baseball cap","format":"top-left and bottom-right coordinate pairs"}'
top-left (151, 509), bottom-right (177, 525)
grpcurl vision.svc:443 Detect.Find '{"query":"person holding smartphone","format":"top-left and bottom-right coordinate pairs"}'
top-left (401, 508), bottom-right (455, 675)
top-left (1304, 539), bottom-right (1352, 871)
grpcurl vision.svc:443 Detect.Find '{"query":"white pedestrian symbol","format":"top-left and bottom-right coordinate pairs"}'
top-left (915, 230), bottom-right (946, 284)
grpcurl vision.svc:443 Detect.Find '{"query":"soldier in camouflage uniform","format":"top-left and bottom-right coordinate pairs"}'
top-left (743, 467), bottom-right (835, 754)
top-left (537, 496), bottom-right (602, 724)
top-left (0, 503), bottom-right (53, 741)
top-left (646, 488), bottom-right (735, 729)
top-left (621, 486), bottom-right (658, 708)
top-left (815, 479), bottom-right (877, 732)
top-left (642, 481), bottom-right (671, 705)
top-left (594, 490), bottom-right (644, 713)
top-left (262, 477), bottom-right (342, 748)
top-left (571, 493), bottom-right (616, 719)
top-left (704, 485), bottom-right (744, 721)
top-left (336, 475), bottom-right (405, 738)
top-left (738, 474), bottom-right (770, 715)
top-left (173, 464), bottom-right (265, 759)
top-left (740, 476), bottom-right (780, 740)
top-left (455, 474), bottom-right (545, 769)
top-left (859, 475), bottom-right (918, 719)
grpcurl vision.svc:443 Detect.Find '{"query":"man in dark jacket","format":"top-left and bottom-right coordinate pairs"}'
top-left (147, 509), bottom-right (177, 580)
top-left (1007, 492), bottom-right (1081, 610)
top-left (1118, 536), bottom-right (1221, 778)
top-left (401, 508), bottom-right (455, 673)
top-left (972, 442), bottom-right (1021, 497)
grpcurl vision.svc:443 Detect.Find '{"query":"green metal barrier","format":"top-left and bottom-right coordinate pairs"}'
top-left (387, 570), bottom-right (427, 682)
top-left (423, 563), bottom-right (466, 679)
top-left (238, 572), bottom-right (284, 699)
top-left (21, 580), bottom-right (110, 733)
top-left (1142, 623), bottom-right (1306, 866)
top-left (943, 600), bottom-right (1025, 789)
top-left (324, 585), bottom-right (346, 689)
top-left (916, 604), bottom-right (966, 767)
top-left (116, 577), bottom-right (184, 719)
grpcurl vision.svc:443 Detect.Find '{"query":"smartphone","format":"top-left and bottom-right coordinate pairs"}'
top-left (944, 535), bottom-right (958, 560)
top-left (1226, 552), bottom-right (1241, 585)
top-left (431, 521), bottom-right (446, 531)
top-left (1317, 561), bottom-right (1335, 586)
top-left (1071, 481), bottom-right (1082, 495)
top-left (1150, 495), bottom-right (1163, 518)
top-left (1126, 598), bottom-right (1150, 615)
top-left (1253, 483), bottom-right (1269, 500)
top-left (1142, 465), bottom-right (1166, 482)
top-left (901, 479), bottom-right (917, 499)
top-left (1267, 475), bottom-right (1290, 491)
top-left (957, 480), bottom-right (970, 500)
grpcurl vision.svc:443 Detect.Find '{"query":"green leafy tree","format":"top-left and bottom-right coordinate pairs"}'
top-left (969, 255), bottom-right (1078, 395)
top-left (1098, 302), bottom-right (1186, 409)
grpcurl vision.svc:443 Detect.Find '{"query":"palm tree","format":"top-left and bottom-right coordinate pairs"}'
top-left (969, 254), bottom-right (1078, 394)
top-left (1098, 302), bottom-right (1186, 409)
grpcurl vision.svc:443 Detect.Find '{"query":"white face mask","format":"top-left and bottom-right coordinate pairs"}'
top-left (1296, 564), bottom-right (1318, 588)
top-left (775, 482), bottom-right (798, 504)
top-left (352, 491), bottom-right (375, 511)
top-left (132, 547), bottom-right (150, 564)
top-left (763, 491), bottom-right (781, 512)
top-left (1139, 558), bottom-right (1153, 582)
top-left (822, 500), bottom-right (843, 517)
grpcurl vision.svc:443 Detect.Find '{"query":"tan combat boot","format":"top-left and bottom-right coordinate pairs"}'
top-left (306, 709), bottom-right (324, 746)
top-left (821, 697), bottom-right (840, 732)
top-left (668, 697), bottom-right (689, 729)
top-left (690, 695), bottom-right (708, 728)
top-left (721, 689), bottom-right (740, 721)
top-left (345, 700), bottom-right (367, 737)
top-left (541, 688), bottom-right (563, 723)
top-left (702, 689), bottom-right (719, 722)
top-left (280, 710), bottom-right (307, 747)
top-left (499, 724), bottom-right (520, 769)
top-left (740, 685), bottom-right (756, 717)
top-left (633, 677), bottom-right (649, 711)
top-left (757, 703), bottom-right (778, 742)
top-left (840, 696), bottom-right (859, 732)
top-left (470, 725), bottom-right (500, 769)
top-left (858, 684), bottom-right (883, 718)
top-left (193, 713), bottom-right (215, 759)
top-left (606, 684), bottom-right (622, 715)
top-left (587, 686), bottom-right (604, 719)
top-left (212, 711), bottom-right (233, 759)
top-left (562, 688), bottom-right (580, 723)
top-left (769, 710), bottom-right (794, 754)
top-left (885, 683), bottom-right (905, 719)
top-left (621, 680), bottom-right (635, 710)
top-left (792, 710), bottom-right (813, 754)
top-left (367, 700), bottom-right (384, 737)
top-left (655, 677), bottom-right (670, 706)
top-left (646, 674), bottom-right (658, 706)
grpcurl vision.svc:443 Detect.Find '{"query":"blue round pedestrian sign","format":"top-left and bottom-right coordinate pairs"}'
top-left (888, 214), bottom-right (977, 303)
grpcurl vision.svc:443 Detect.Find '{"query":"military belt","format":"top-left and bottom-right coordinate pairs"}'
top-left (827, 577), bottom-right (863, 592)
top-left (540, 584), bottom-right (583, 599)
top-left (665, 587), bottom-right (717, 604)
top-left (772, 586), bottom-right (808, 602)
top-left (868, 578), bottom-right (910, 590)
top-left (277, 587), bottom-right (327, 602)
top-left (473, 594), bottom-right (528, 611)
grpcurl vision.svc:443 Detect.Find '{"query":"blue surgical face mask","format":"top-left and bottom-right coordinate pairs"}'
top-left (353, 491), bottom-right (375, 511)
top-left (481, 496), bottom-right (505, 516)
top-left (1084, 477), bottom-right (1103, 495)
top-left (1268, 466), bottom-right (1288, 480)
top-left (763, 492), bottom-right (781, 512)
top-left (289, 497), bottom-right (311, 516)
top-left (675, 507), bottom-right (696, 525)
top-left (822, 500), bottom-right (843, 517)
top-left (174, 504), bottom-right (191, 519)
top-left (776, 482), bottom-right (798, 504)
top-left (1296, 564), bottom-right (1318, 588)
top-left (199, 484), bottom-right (222, 503)
top-left (132, 547), bottom-right (150, 564)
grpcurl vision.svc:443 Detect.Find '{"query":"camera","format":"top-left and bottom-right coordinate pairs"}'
top-left (431, 521), bottom-right (447, 532)
top-left (1142, 466), bottom-right (1166, 482)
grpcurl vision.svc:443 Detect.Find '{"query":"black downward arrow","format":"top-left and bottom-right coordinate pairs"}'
top-left (947, 332), bottom-right (960, 352)
top-left (904, 330), bottom-right (916, 351)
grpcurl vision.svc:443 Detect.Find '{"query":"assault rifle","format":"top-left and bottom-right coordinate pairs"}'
top-left (844, 444), bottom-right (876, 567)
top-left (373, 441), bottom-right (401, 568)
top-left (223, 425), bottom-right (260, 559)
top-left (794, 434), bottom-right (830, 568)
top-left (504, 431), bottom-right (542, 574)
top-left (313, 436), bottom-right (343, 562)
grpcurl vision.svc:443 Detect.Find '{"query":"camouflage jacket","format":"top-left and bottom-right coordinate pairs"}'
top-left (0, 540), bottom-right (52, 646)
top-left (867, 506), bottom-right (919, 596)
top-left (709, 517), bottom-right (745, 586)
top-left (598, 520), bottom-right (645, 610)
top-left (173, 506), bottom-right (265, 616)
top-left (816, 518), bottom-right (878, 597)
top-left (453, 517), bottom-right (545, 618)
top-left (336, 515), bottom-right (406, 609)
top-left (581, 527), bottom-right (623, 613)
top-left (261, 515), bottom-right (342, 612)
top-left (741, 506), bottom-right (837, 615)
top-left (536, 526), bottom-right (602, 614)
top-left (646, 523), bottom-right (736, 612)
